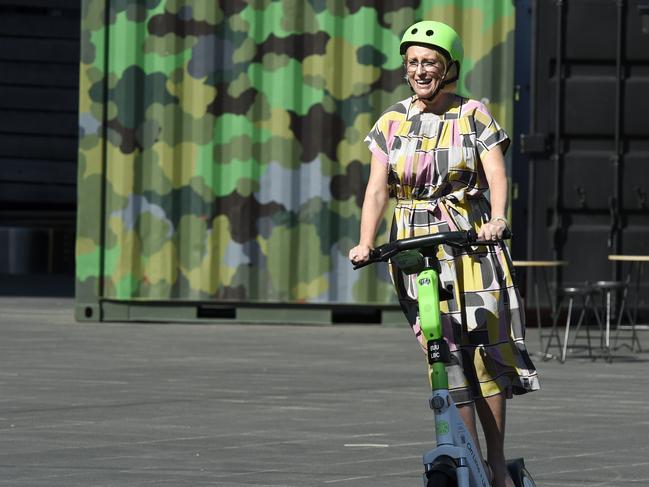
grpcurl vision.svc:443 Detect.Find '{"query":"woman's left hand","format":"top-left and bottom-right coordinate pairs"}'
top-left (478, 218), bottom-right (507, 240)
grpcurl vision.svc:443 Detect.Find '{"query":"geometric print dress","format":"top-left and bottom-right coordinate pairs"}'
top-left (365, 96), bottom-right (540, 405)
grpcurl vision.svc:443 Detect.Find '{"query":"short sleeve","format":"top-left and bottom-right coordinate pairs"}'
top-left (473, 103), bottom-right (510, 158)
top-left (364, 115), bottom-right (390, 166)
top-left (363, 101), bottom-right (408, 166)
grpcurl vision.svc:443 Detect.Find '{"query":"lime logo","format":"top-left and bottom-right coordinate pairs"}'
top-left (436, 420), bottom-right (449, 435)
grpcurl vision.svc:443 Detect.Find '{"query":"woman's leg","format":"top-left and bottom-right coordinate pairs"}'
top-left (475, 392), bottom-right (515, 487)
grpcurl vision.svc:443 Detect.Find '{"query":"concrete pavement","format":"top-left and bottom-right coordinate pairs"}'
top-left (0, 297), bottom-right (648, 486)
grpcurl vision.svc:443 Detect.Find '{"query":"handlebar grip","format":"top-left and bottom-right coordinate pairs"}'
top-left (352, 259), bottom-right (371, 270)
top-left (473, 228), bottom-right (512, 246)
top-left (368, 248), bottom-right (382, 259)
top-left (351, 247), bottom-right (383, 270)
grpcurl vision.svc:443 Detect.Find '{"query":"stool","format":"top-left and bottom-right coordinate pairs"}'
top-left (544, 284), bottom-right (603, 362)
top-left (608, 255), bottom-right (646, 353)
top-left (591, 281), bottom-right (628, 360)
top-left (590, 280), bottom-right (641, 356)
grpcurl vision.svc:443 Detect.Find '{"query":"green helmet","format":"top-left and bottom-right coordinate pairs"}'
top-left (400, 20), bottom-right (464, 68)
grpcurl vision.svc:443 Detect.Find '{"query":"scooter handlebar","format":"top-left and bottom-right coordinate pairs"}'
top-left (352, 228), bottom-right (511, 270)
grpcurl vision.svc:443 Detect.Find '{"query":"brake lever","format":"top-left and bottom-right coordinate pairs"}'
top-left (446, 241), bottom-right (467, 250)
top-left (473, 239), bottom-right (501, 246)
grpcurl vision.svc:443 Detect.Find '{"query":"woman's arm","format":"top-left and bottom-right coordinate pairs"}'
top-left (349, 155), bottom-right (389, 263)
top-left (478, 143), bottom-right (509, 240)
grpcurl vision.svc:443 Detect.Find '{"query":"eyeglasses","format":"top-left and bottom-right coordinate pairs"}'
top-left (405, 60), bottom-right (445, 72)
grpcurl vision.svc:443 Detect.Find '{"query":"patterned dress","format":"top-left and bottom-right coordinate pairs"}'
top-left (365, 96), bottom-right (540, 405)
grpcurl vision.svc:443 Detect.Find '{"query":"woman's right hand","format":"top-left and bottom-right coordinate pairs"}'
top-left (349, 244), bottom-right (373, 265)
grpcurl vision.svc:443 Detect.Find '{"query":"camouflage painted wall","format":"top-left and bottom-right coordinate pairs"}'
top-left (76, 0), bottom-right (515, 307)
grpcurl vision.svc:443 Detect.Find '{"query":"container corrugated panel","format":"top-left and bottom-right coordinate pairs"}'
top-left (76, 0), bottom-right (515, 313)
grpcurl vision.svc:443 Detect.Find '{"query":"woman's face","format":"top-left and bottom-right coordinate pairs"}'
top-left (404, 45), bottom-right (449, 99)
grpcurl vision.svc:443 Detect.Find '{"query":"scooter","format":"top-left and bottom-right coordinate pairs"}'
top-left (354, 228), bottom-right (536, 487)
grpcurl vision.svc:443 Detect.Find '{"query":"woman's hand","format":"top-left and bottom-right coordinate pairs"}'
top-left (478, 218), bottom-right (508, 241)
top-left (349, 244), bottom-right (373, 265)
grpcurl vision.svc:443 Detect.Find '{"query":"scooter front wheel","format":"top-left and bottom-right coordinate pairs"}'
top-left (425, 470), bottom-right (457, 487)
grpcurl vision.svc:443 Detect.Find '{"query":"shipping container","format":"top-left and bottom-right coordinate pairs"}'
top-left (74, 0), bottom-right (517, 323)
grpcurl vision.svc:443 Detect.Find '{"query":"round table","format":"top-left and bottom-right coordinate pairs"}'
top-left (512, 261), bottom-right (568, 358)
top-left (512, 261), bottom-right (569, 267)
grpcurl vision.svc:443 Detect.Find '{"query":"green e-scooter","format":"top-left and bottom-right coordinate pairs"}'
top-left (353, 228), bottom-right (536, 487)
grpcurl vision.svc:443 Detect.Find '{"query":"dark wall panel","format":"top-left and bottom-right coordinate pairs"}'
top-left (623, 155), bottom-right (649, 210)
top-left (0, 2), bottom-right (79, 209)
top-left (0, 0), bottom-right (79, 7)
top-left (562, 218), bottom-right (613, 284)
top-left (0, 13), bottom-right (79, 38)
top-left (0, 38), bottom-right (80, 63)
top-left (0, 159), bottom-right (77, 184)
top-left (0, 86), bottom-right (79, 112)
top-left (0, 1), bottom-right (79, 290)
top-left (0, 111), bottom-right (78, 136)
top-left (562, 154), bottom-right (614, 210)
top-left (521, 0), bottom-right (649, 306)
top-left (0, 61), bottom-right (79, 86)
top-left (564, 0), bottom-right (618, 60)
top-left (0, 134), bottom-right (78, 161)
top-left (562, 79), bottom-right (616, 135)
top-left (624, 78), bottom-right (649, 134)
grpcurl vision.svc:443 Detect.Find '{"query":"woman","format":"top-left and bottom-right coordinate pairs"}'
top-left (349, 21), bottom-right (540, 487)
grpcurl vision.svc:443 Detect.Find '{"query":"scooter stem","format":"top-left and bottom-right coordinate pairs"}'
top-left (416, 267), bottom-right (449, 391)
